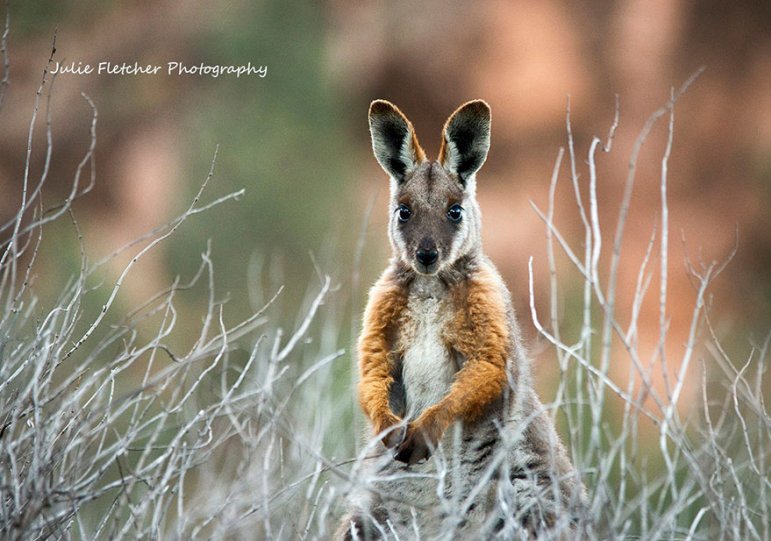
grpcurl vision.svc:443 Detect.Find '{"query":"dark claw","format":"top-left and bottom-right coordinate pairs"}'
top-left (394, 432), bottom-right (432, 465)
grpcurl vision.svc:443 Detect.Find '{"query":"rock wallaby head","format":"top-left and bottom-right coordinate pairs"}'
top-left (369, 99), bottom-right (490, 276)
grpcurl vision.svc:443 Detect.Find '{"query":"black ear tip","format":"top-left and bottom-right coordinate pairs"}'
top-left (369, 99), bottom-right (399, 118)
top-left (461, 99), bottom-right (491, 119)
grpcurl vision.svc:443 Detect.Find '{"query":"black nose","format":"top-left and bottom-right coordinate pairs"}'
top-left (416, 248), bottom-right (438, 267)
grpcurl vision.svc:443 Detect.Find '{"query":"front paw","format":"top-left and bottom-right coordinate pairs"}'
top-left (393, 428), bottom-right (433, 465)
top-left (393, 407), bottom-right (447, 464)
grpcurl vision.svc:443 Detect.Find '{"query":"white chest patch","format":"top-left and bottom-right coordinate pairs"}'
top-left (400, 280), bottom-right (458, 418)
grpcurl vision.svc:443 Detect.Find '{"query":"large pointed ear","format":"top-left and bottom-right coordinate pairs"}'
top-left (368, 100), bottom-right (426, 183)
top-left (438, 100), bottom-right (491, 185)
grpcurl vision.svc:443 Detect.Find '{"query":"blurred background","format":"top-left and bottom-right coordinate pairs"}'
top-left (1, 0), bottom-right (770, 417)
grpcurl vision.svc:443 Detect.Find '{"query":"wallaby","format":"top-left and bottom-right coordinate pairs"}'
top-left (338, 100), bottom-right (586, 540)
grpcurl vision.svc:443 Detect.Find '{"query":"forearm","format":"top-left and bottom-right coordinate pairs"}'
top-left (395, 340), bottom-right (508, 464)
top-left (438, 356), bottom-right (506, 417)
top-left (357, 277), bottom-right (407, 435)
top-left (358, 341), bottom-right (400, 433)
top-left (413, 343), bottom-right (508, 436)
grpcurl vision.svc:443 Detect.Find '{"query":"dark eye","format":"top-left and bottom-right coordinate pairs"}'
top-left (447, 204), bottom-right (463, 223)
top-left (398, 204), bottom-right (412, 222)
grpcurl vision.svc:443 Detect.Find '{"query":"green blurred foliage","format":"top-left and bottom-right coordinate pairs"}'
top-left (168, 1), bottom-right (358, 326)
top-left (10, 0), bottom-right (111, 37)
